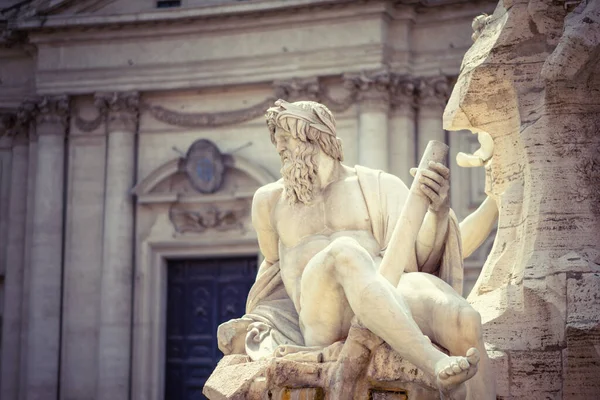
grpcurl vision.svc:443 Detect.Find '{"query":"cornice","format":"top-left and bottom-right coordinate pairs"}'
top-left (12, 0), bottom-right (376, 33)
top-left (25, 4), bottom-right (387, 45)
top-left (35, 44), bottom-right (384, 95)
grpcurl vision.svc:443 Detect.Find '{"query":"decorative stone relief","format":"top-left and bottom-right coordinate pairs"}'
top-left (141, 73), bottom-right (456, 129)
top-left (35, 95), bottom-right (70, 131)
top-left (417, 76), bottom-right (453, 108)
top-left (344, 68), bottom-right (392, 110)
top-left (143, 96), bottom-right (277, 128)
top-left (273, 77), bottom-right (321, 102)
top-left (389, 75), bottom-right (418, 110)
top-left (133, 140), bottom-right (273, 238)
top-left (73, 94), bottom-right (108, 132)
top-left (96, 91), bottom-right (139, 133)
top-left (169, 201), bottom-right (249, 234)
top-left (183, 139), bottom-right (226, 194)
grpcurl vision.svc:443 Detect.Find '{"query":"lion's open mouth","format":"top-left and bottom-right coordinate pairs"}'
top-left (456, 130), bottom-right (494, 168)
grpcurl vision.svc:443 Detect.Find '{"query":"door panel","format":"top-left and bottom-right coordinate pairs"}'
top-left (165, 256), bottom-right (258, 400)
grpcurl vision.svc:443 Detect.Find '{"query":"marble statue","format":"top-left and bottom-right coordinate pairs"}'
top-left (208, 99), bottom-right (496, 400)
top-left (457, 131), bottom-right (498, 259)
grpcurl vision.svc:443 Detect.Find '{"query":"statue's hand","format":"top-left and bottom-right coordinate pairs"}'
top-left (410, 161), bottom-right (450, 213)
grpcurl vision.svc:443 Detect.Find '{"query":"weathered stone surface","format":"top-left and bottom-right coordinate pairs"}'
top-left (202, 355), bottom-right (266, 400)
top-left (444, 0), bottom-right (600, 397)
top-left (563, 273), bottom-right (600, 398)
top-left (486, 349), bottom-right (509, 399)
top-left (509, 350), bottom-right (562, 398)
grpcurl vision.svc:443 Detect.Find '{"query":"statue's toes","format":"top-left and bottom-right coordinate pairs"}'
top-left (451, 362), bottom-right (462, 374)
top-left (466, 348), bottom-right (480, 365)
top-left (458, 358), bottom-right (470, 370)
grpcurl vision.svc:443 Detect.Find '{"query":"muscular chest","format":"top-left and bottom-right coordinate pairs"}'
top-left (274, 178), bottom-right (372, 248)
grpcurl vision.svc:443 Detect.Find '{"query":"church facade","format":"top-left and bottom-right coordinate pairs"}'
top-left (0, 0), bottom-right (496, 399)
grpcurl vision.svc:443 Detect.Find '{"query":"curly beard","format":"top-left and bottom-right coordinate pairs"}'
top-left (280, 142), bottom-right (319, 205)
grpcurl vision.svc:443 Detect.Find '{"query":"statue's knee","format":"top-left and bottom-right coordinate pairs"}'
top-left (326, 237), bottom-right (369, 276)
top-left (458, 307), bottom-right (483, 344)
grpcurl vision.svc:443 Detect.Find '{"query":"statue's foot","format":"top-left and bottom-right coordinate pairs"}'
top-left (435, 347), bottom-right (479, 398)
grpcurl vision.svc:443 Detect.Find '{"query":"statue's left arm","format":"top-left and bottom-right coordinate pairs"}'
top-left (412, 162), bottom-right (451, 273)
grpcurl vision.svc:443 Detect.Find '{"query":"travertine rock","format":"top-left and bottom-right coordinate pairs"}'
top-left (444, 0), bottom-right (600, 397)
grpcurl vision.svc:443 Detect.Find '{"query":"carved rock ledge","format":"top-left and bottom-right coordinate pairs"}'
top-left (204, 324), bottom-right (442, 400)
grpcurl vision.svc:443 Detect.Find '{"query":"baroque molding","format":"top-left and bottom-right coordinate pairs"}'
top-left (35, 95), bottom-right (70, 131)
top-left (274, 77), bottom-right (321, 102)
top-left (144, 96), bottom-right (278, 128)
top-left (96, 91), bottom-right (139, 133)
top-left (344, 68), bottom-right (392, 109)
top-left (417, 75), bottom-right (453, 108)
top-left (73, 94), bottom-right (109, 132)
top-left (389, 75), bottom-right (418, 110)
top-left (140, 73), bottom-right (455, 128)
top-left (169, 202), bottom-right (248, 234)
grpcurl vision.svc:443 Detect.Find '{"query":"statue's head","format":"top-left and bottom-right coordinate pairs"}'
top-left (443, 0), bottom-right (572, 198)
top-left (265, 99), bottom-right (344, 205)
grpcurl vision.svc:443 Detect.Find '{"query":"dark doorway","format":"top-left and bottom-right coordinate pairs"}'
top-left (164, 256), bottom-right (258, 400)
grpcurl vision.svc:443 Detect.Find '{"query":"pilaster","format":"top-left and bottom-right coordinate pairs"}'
top-left (25, 95), bottom-right (69, 400)
top-left (345, 69), bottom-right (391, 171)
top-left (60, 95), bottom-right (108, 399)
top-left (389, 75), bottom-right (418, 183)
top-left (0, 106), bottom-right (33, 400)
top-left (416, 76), bottom-right (452, 157)
top-left (96, 91), bottom-right (139, 400)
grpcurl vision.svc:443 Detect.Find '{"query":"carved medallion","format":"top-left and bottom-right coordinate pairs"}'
top-left (184, 139), bottom-right (225, 194)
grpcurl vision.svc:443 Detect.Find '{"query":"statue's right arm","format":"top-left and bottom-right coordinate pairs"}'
top-left (460, 196), bottom-right (498, 258)
top-left (252, 184), bottom-right (281, 267)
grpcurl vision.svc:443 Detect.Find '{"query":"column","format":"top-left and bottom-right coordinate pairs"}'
top-left (96, 91), bottom-right (139, 400)
top-left (389, 76), bottom-right (418, 184)
top-left (347, 69), bottom-right (390, 171)
top-left (25, 95), bottom-right (69, 400)
top-left (416, 76), bottom-right (452, 157)
top-left (0, 107), bottom-right (33, 400)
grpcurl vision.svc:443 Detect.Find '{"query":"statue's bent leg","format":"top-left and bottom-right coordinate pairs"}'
top-left (299, 237), bottom-right (477, 395)
top-left (397, 272), bottom-right (495, 400)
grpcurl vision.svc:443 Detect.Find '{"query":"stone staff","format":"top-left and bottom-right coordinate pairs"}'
top-left (378, 140), bottom-right (449, 286)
